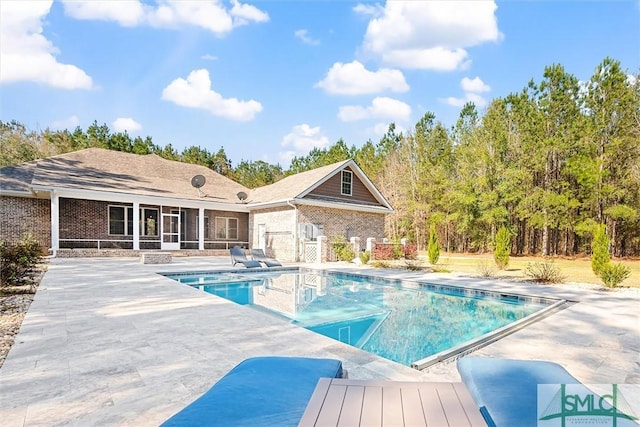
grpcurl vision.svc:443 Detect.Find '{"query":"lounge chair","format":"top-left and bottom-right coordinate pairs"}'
top-left (457, 356), bottom-right (582, 427)
top-left (250, 248), bottom-right (283, 267)
top-left (161, 356), bottom-right (343, 427)
top-left (229, 246), bottom-right (261, 268)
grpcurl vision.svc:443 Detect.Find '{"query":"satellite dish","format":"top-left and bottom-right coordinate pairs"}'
top-left (191, 175), bottom-right (206, 188)
top-left (237, 191), bottom-right (248, 202)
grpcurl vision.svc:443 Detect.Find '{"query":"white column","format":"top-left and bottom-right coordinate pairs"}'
top-left (350, 236), bottom-right (360, 257)
top-left (366, 237), bottom-right (376, 253)
top-left (198, 207), bottom-right (205, 250)
top-left (133, 202), bottom-right (140, 251)
top-left (366, 237), bottom-right (376, 261)
top-left (317, 235), bottom-right (327, 263)
top-left (50, 191), bottom-right (59, 256)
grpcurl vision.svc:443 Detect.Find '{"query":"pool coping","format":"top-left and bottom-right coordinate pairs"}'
top-left (162, 266), bottom-right (573, 371)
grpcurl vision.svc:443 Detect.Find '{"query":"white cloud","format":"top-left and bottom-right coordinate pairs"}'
top-left (161, 69), bottom-right (262, 121)
top-left (361, 1), bottom-right (501, 71)
top-left (369, 122), bottom-right (406, 137)
top-left (294, 29), bottom-right (320, 46)
top-left (61, 1), bottom-right (145, 27)
top-left (338, 97), bottom-right (411, 122)
top-left (280, 124), bottom-right (330, 162)
top-left (381, 47), bottom-right (471, 71)
top-left (0, 1), bottom-right (93, 89)
top-left (230, 0), bottom-right (269, 25)
top-left (61, 0), bottom-right (269, 35)
top-left (461, 76), bottom-right (491, 93)
top-left (50, 115), bottom-right (80, 130)
top-left (441, 93), bottom-right (488, 108)
top-left (112, 117), bottom-right (142, 132)
top-left (353, 3), bottom-right (384, 18)
top-left (372, 122), bottom-right (391, 135)
top-left (627, 74), bottom-right (638, 86)
top-left (440, 76), bottom-right (491, 107)
top-left (201, 54), bottom-right (218, 61)
top-left (315, 61), bottom-right (409, 95)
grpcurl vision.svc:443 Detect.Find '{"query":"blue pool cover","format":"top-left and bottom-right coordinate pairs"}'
top-left (161, 356), bottom-right (343, 427)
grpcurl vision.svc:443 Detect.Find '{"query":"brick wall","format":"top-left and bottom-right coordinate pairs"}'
top-left (249, 204), bottom-right (387, 261)
top-left (0, 196), bottom-right (51, 250)
top-left (249, 207), bottom-right (296, 261)
top-left (60, 198), bottom-right (114, 239)
top-left (297, 205), bottom-right (386, 252)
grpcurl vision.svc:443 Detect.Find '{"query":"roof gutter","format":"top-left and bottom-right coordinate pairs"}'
top-left (28, 185), bottom-right (250, 212)
top-left (247, 198), bottom-right (393, 214)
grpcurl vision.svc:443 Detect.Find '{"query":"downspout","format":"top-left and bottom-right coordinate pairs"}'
top-left (286, 200), bottom-right (299, 261)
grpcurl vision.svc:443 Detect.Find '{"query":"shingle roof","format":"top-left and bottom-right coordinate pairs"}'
top-left (1, 150), bottom-right (392, 211)
top-left (248, 160), bottom-right (351, 203)
top-left (0, 160), bottom-right (39, 194)
top-left (1, 148), bottom-right (250, 203)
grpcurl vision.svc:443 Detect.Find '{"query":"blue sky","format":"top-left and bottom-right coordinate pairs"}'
top-left (1, 1), bottom-right (638, 167)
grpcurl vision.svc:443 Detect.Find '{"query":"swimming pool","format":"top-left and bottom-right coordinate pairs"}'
top-left (164, 268), bottom-right (567, 369)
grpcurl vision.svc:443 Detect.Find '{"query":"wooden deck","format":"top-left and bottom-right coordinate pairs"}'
top-left (299, 378), bottom-right (488, 427)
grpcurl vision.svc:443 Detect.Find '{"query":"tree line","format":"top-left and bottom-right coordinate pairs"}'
top-left (2, 57), bottom-right (639, 256)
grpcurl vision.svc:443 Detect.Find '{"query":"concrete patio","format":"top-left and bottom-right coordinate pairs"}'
top-left (1, 256), bottom-right (639, 426)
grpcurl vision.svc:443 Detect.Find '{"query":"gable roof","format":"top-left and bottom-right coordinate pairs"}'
top-left (1, 148), bottom-right (250, 204)
top-left (1, 149), bottom-right (392, 213)
top-left (248, 160), bottom-right (351, 203)
top-left (248, 159), bottom-right (392, 211)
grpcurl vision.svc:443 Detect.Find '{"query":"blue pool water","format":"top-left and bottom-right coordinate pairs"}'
top-left (164, 269), bottom-right (556, 367)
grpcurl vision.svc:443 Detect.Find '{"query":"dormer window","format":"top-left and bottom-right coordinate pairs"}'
top-left (341, 170), bottom-right (353, 196)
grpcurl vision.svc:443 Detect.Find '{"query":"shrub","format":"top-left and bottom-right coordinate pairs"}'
top-left (359, 251), bottom-right (371, 265)
top-left (1, 234), bottom-right (43, 289)
top-left (392, 244), bottom-right (404, 260)
top-left (371, 260), bottom-right (391, 268)
top-left (600, 263), bottom-right (631, 288)
top-left (524, 261), bottom-right (566, 284)
top-left (403, 259), bottom-right (423, 271)
top-left (373, 243), bottom-right (395, 260)
top-left (591, 224), bottom-right (610, 277)
top-left (403, 243), bottom-right (417, 260)
top-left (493, 226), bottom-right (511, 270)
top-left (427, 225), bottom-right (440, 265)
top-left (476, 259), bottom-right (496, 278)
top-left (331, 237), bottom-right (355, 262)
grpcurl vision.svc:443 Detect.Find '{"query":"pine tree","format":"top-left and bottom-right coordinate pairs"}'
top-left (427, 225), bottom-right (440, 265)
top-left (591, 224), bottom-right (610, 276)
top-left (494, 226), bottom-right (511, 270)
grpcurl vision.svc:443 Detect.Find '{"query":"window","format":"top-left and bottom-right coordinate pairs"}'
top-left (341, 170), bottom-right (353, 196)
top-left (214, 217), bottom-right (238, 240)
top-left (140, 208), bottom-right (158, 236)
top-left (109, 206), bottom-right (158, 236)
top-left (109, 205), bottom-right (133, 235)
top-left (300, 223), bottom-right (324, 241)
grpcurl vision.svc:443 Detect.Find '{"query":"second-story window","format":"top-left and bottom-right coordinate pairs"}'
top-left (340, 171), bottom-right (353, 196)
top-left (341, 170), bottom-right (353, 196)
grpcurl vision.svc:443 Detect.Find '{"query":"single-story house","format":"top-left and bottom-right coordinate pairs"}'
top-left (0, 148), bottom-right (393, 261)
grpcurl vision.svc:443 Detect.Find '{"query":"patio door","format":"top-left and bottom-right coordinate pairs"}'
top-left (161, 212), bottom-right (180, 250)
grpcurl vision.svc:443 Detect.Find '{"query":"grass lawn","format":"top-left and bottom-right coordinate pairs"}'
top-left (416, 253), bottom-right (640, 288)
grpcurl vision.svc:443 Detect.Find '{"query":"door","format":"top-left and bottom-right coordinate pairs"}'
top-left (161, 212), bottom-right (180, 250)
top-left (258, 224), bottom-right (266, 251)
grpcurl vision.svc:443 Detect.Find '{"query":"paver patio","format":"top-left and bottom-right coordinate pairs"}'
top-left (1, 257), bottom-right (638, 426)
